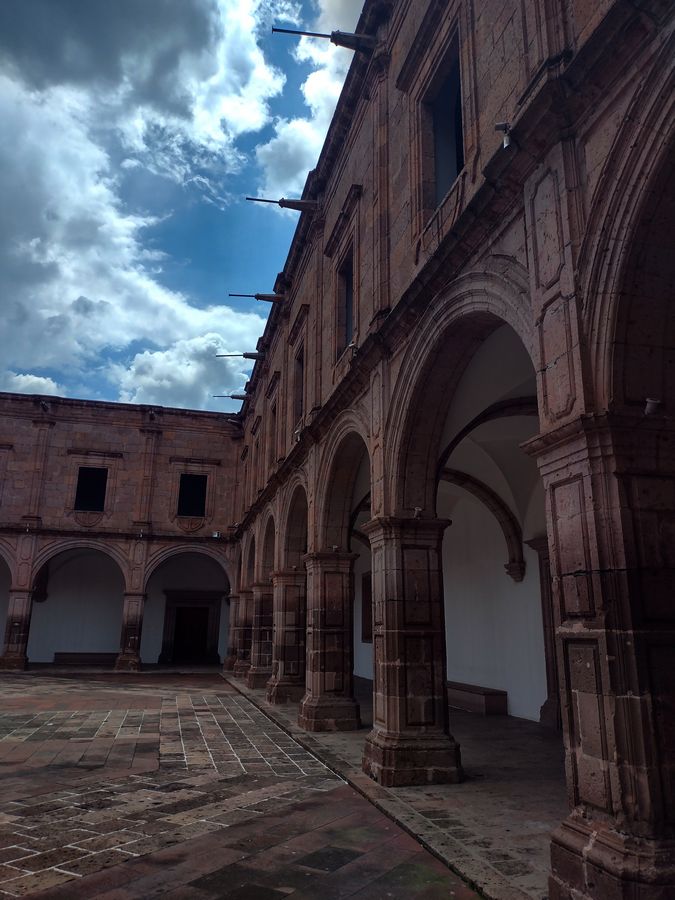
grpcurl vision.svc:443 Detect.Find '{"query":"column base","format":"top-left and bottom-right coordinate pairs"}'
top-left (362, 727), bottom-right (463, 787)
top-left (233, 659), bottom-right (251, 679)
top-left (298, 695), bottom-right (361, 732)
top-left (222, 653), bottom-right (237, 672)
top-left (0, 653), bottom-right (28, 671)
top-left (114, 653), bottom-right (141, 672)
top-left (550, 816), bottom-right (675, 900)
top-left (266, 679), bottom-right (305, 705)
top-left (246, 667), bottom-right (272, 689)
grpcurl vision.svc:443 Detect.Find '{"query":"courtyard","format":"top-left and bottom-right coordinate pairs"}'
top-left (0, 672), bottom-right (477, 899)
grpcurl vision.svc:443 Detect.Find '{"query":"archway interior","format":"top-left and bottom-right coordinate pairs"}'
top-left (0, 556), bottom-right (11, 649)
top-left (434, 324), bottom-right (549, 720)
top-left (285, 487), bottom-right (308, 569)
top-left (323, 433), bottom-right (374, 703)
top-left (27, 549), bottom-right (125, 664)
top-left (612, 150), bottom-right (675, 412)
top-left (142, 552), bottom-right (229, 665)
top-left (261, 518), bottom-right (275, 582)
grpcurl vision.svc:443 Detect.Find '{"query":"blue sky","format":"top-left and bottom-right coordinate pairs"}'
top-left (0, 0), bottom-right (362, 412)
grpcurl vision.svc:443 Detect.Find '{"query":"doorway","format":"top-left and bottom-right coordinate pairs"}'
top-left (173, 606), bottom-right (209, 663)
top-left (158, 590), bottom-right (223, 665)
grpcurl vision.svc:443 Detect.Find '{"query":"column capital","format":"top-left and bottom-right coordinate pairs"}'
top-left (302, 550), bottom-right (358, 567)
top-left (271, 569), bottom-right (307, 584)
top-left (362, 515), bottom-right (452, 542)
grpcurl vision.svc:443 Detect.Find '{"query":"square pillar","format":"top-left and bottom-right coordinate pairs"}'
top-left (233, 588), bottom-right (252, 679)
top-left (267, 569), bottom-right (307, 704)
top-left (246, 582), bottom-right (273, 688)
top-left (0, 590), bottom-right (33, 670)
top-left (361, 517), bottom-right (462, 787)
top-left (298, 551), bottom-right (361, 731)
top-left (223, 593), bottom-right (239, 671)
top-left (115, 592), bottom-right (146, 671)
top-left (526, 415), bottom-right (675, 899)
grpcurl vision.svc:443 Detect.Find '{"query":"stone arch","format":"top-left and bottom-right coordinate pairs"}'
top-left (143, 544), bottom-right (232, 593)
top-left (31, 539), bottom-right (130, 591)
top-left (579, 37), bottom-right (675, 407)
top-left (0, 540), bottom-right (16, 585)
top-left (283, 482), bottom-right (309, 569)
top-left (386, 268), bottom-right (536, 514)
top-left (244, 534), bottom-right (256, 588)
top-left (315, 411), bottom-right (371, 550)
top-left (259, 513), bottom-right (276, 582)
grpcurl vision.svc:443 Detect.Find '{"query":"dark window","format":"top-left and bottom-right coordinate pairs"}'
top-left (74, 466), bottom-right (108, 512)
top-left (337, 248), bottom-right (354, 356)
top-left (431, 41), bottom-right (464, 206)
top-left (177, 473), bottom-right (207, 517)
top-left (293, 344), bottom-right (305, 423)
top-left (268, 402), bottom-right (277, 469)
top-left (361, 571), bottom-right (373, 643)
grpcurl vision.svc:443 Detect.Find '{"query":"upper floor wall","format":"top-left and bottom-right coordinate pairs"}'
top-left (234, 0), bottom-right (671, 522)
top-left (0, 393), bottom-right (242, 538)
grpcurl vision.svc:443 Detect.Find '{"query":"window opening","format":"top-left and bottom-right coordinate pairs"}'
top-left (337, 248), bottom-right (354, 356)
top-left (74, 466), bottom-right (108, 512)
top-left (177, 473), bottom-right (207, 517)
top-left (268, 402), bottom-right (277, 469)
top-left (293, 345), bottom-right (305, 423)
top-left (431, 39), bottom-right (464, 206)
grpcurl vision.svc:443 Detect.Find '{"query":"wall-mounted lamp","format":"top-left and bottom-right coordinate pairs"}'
top-left (229, 292), bottom-right (285, 304)
top-left (213, 393), bottom-right (248, 400)
top-left (216, 351), bottom-right (265, 360)
top-left (495, 122), bottom-right (511, 149)
top-left (645, 398), bottom-right (662, 416)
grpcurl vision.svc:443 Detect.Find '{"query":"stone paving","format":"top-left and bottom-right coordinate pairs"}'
top-left (0, 673), bottom-right (479, 898)
top-left (228, 676), bottom-right (568, 900)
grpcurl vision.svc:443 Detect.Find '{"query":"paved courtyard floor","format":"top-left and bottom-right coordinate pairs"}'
top-left (228, 676), bottom-right (568, 900)
top-left (0, 673), bottom-right (478, 899)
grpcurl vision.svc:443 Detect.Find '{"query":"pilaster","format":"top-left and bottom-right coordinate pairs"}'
top-left (266, 569), bottom-right (307, 704)
top-left (246, 582), bottom-right (273, 689)
top-left (115, 592), bottom-right (146, 671)
top-left (0, 589), bottom-right (33, 670)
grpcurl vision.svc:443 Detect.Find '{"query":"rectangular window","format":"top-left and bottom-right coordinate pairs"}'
top-left (177, 473), bottom-right (207, 517)
top-left (293, 345), bottom-right (305, 424)
top-left (361, 571), bottom-right (373, 643)
top-left (431, 39), bottom-right (464, 206)
top-left (74, 466), bottom-right (108, 512)
top-left (268, 402), bottom-right (277, 469)
top-left (337, 248), bottom-right (354, 357)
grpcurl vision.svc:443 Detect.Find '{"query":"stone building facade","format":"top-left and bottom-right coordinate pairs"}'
top-left (0, 394), bottom-right (240, 670)
top-left (0, 0), bottom-right (673, 897)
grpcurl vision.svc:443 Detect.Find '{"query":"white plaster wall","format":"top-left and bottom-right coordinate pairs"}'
top-left (0, 560), bottom-right (10, 644)
top-left (438, 485), bottom-right (547, 720)
top-left (352, 541), bottom-right (373, 679)
top-left (27, 551), bottom-right (124, 662)
top-left (141, 553), bottom-right (229, 664)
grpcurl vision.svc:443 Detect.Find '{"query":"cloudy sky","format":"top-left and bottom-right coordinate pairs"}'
top-left (0, 0), bottom-right (362, 412)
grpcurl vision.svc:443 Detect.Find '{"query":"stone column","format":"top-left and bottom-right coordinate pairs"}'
top-left (233, 589), bottom-right (252, 678)
top-left (266, 569), bottom-right (307, 704)
top-left (527, 415), bottom-right (675, 899)
top-left (525, 536), bottom-right (561, 729)
top-left (298, 551), bottom-right (360, 731)
top-left (115, 592), bottom-right (145, 671)
top-left (0, 589), bottom-right (33, 670)
top-left (361, 517), bottom-right (462, 787)
top-left (222, 593), bottom-right (239, 671)
top-left (246, 582), bottom-right (273, 688)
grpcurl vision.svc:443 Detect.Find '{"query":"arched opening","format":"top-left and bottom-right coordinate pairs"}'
top-left (436, 324), bottom-right (551, 723)
top-left (142, 551), bottom-right (229, 666)
top-left (247, 517), bottom-right (275, 687)
top-left (299, 430), bottom-right (371, 732)
top-left (27, 548), bottom-right (125, 665)
top-left (0, 555), bottom-right (11, 651)
top-left (268, 485), bottom-right (308, 704)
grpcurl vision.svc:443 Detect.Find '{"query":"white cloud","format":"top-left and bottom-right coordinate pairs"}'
top-left (112, 333), bottom-right (252, 410)
top-left (0, 1), bottom-right (292, 410)
top-left (256, 0), bottom-right (363, 198)
top-left (0, 372), bottom-right (63, 396)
